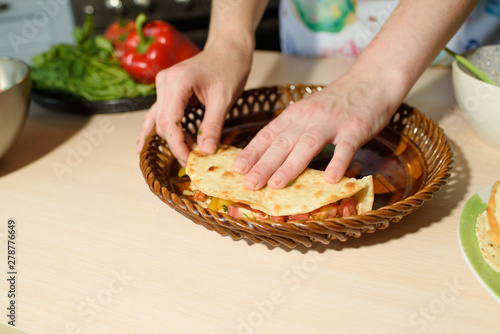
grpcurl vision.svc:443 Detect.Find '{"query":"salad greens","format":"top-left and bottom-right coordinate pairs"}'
top-left (31, 15), bottom-right (155, 101)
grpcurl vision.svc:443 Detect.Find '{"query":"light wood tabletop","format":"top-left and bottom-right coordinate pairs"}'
top-left (1, 51), bottom-right (499, 334)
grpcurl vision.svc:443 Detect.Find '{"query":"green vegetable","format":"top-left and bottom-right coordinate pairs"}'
top-left (31, 14), bottom-right (155, 101)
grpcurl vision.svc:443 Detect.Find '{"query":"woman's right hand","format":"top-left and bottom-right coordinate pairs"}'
top-left (136, 40), bottom-right (254, 165)
top-left (137, 0), bottom-right (269, 164)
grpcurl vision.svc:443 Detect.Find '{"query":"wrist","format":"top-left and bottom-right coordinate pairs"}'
top-left (205, 26), bottom-right (255, 55)
top-left (347, 53), bottom-right (414, 110)
top-left (204, 0), bottom-right (268, 57)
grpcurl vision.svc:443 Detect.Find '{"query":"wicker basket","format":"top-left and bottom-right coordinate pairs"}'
top-left (140, 84), bottom-right (454, 248)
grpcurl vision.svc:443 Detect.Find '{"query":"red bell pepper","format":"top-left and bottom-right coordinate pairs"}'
top-left (104, 18), bottom-right (136, 60)
top-left (121, 13), bottom-right (200, 84)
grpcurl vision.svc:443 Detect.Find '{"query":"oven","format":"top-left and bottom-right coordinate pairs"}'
top-left (69, 0), bottom-right (281, 51)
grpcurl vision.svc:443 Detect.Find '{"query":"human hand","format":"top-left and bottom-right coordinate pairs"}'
top-left (136, 43), bottom-right (253, 165)
top-left (232, 70), bottom-right (403, 190)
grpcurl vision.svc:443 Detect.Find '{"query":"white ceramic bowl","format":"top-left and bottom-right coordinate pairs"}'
top-left (451, 45), bottom-right (500, 148)
top-left (0, 57), bottom-right (30, 159)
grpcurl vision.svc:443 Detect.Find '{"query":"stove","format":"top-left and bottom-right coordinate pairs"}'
top-left (70, 0), bottom-right (281, 51)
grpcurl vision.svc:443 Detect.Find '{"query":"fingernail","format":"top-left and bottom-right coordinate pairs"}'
top-left (269, 172), bottom-right (284, 188)
top-left (202, 137), bottom-right (217, 154)
top-left (233, 159), bottom-right (248, 173)
top-left (243, 173), bottom-right (260, 189)
top-left (324, 171), bottom-right (337, 183)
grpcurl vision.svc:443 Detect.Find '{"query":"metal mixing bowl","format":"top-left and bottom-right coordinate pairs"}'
top-left (0, 57), bottom-right (30, 159)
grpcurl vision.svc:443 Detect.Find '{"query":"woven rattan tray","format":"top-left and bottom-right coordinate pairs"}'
top-left (140, 84), bottom-right (453, 248)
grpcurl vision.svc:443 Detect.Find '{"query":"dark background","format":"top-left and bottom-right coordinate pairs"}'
top-left (70, 0), bottom-right (281, 51)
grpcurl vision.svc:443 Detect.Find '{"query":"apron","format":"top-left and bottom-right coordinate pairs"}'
top-left (279, 0), bottom-right (500, 64)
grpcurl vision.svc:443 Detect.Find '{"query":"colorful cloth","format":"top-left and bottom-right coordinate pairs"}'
top-left (280, 0), bottom-right (500, 63)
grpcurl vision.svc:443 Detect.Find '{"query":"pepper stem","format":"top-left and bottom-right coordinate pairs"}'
top-left (135, 13), bottom-right (153, 54)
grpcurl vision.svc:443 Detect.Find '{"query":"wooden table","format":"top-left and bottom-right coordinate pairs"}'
top-left (1, 51), bottom-right (500, 334)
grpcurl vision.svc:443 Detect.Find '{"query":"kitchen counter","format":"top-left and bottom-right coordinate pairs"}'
top-left (1, 50), bottom-right (500, 333)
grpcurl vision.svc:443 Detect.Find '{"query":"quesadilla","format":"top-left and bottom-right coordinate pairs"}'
top-left (185, 145), bottom-right (374, 222)
top-left (476, 180), bottom-right (500, 272)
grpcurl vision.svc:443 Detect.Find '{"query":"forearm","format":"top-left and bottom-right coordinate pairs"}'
top-left (205, 0), bottom-right (269, 52)
top-left (351, 0), bottom-right (478, 108)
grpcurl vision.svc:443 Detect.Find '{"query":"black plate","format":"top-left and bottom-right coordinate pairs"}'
top-left (31, 90), bottom-right (156, 114)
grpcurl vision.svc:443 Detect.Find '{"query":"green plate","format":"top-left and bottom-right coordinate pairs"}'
top-left (458, 184), bottom-right (500, 303)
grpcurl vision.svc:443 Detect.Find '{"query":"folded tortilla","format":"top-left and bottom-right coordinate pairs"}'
top-left (476, 180), bottom-right (500, 272)
top-left (186, 145), bottom-right (374, 217)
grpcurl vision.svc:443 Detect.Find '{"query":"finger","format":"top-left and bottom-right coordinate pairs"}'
top-left (196, 116), bottom-right (223, 155)
top-left (241, 126), bottom-right (305, 190)
top-left (154, 68), bottom-right (191, 138)
top-left (233, 113), bottom-right (292, 174)
top-left (324, 137), bottom-right (359, 183)
top-left (160, 107), bottom-right (191, 166)
top-left (155, 73), bottom-right (194, 165)
top-left (241, 136), bottom-right (293, 190)
top-left (136, 103), bottom-right (157, 153)
top-left (154, 70), bottom-right (167, 136)
top-left (173, 130), bottom-right (195, 168)
top-left (267, 132), bottom-right (324, 189)
top-left (185, 130), bottom-right (196, 151)
top-left (196, 94), bottom-right (230, 155)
